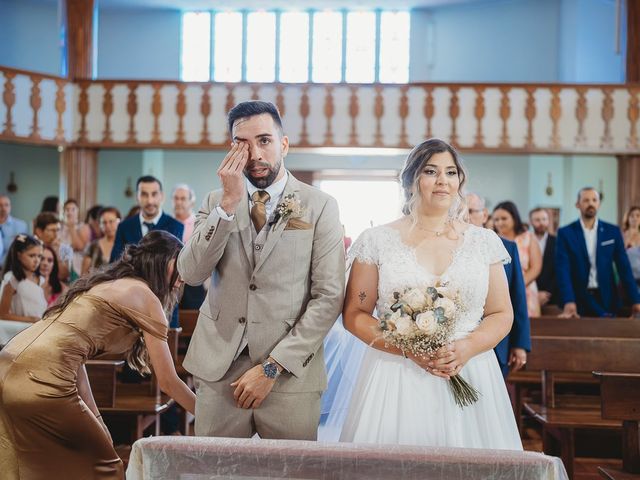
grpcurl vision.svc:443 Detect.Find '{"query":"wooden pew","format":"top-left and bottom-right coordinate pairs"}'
top-left (86, 359), bottom-right (125, 408)
top-left (177, 310), bottom-right (199, 434)
top-left (524, 336), bottom-right (640, 479)
top-left (99, 327), bottom-right (183, 443)
top-left (594, 372), bottom-right (640, 479)
top-left (508, 318), bottom-right (640, 430)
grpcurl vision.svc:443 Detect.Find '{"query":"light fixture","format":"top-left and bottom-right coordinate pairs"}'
top-left (124, 177), bottom-right (133, 198)
top-left (545, 172), bottom-right (553, 196)
top-left (6, 172), bottom-right (17, 193)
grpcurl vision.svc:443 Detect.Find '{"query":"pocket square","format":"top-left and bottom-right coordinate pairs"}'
top-left (284, 218), bottom-right (313, 230)
top-left (601, 239), bottom-right (615, 246)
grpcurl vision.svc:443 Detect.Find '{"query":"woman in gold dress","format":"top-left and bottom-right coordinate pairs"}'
top-left (0, 230), bottom-right (196, 479)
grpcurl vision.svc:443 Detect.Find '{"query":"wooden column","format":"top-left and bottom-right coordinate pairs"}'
top-left (617, 156), bottom-right (640, 224)
top-left (60, 0), bottom-right (99, 213)
top-left (627, 0), bottom-right (640, 82)
top-left (60, 148), bottom-right (98, 212)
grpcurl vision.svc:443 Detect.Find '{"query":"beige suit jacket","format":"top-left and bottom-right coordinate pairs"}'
top-left (177, 173), bottom-right (345, 393)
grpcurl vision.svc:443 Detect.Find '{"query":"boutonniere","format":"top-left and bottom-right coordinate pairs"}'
top-left (270, 193), bottom-right (305, 230)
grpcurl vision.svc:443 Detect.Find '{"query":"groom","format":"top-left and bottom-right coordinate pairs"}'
top-left (177, 101), bottom-right (345, 440)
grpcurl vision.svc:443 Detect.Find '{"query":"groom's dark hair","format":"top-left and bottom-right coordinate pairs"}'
top-left (227, 101), bottom-right (284, 137)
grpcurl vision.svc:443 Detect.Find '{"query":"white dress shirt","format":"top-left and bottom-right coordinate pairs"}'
top-left (216, 171), bottom-right (289, 222)
top-left (580, 218), bottom-right (599, 289)
top-left (536, 232), bottom-right (548, 254)
top-left (139, 210), bottom-right (163, 236)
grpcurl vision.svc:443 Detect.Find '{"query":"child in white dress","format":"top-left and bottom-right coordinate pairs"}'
top-left (0, 235), bottom-right (47, 322)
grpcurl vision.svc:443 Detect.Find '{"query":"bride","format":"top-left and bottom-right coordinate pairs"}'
top-left (338, 138), bottom-right (522, 449)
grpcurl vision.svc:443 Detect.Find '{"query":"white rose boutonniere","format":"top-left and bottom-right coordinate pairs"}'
top-left (271, 193), bottom-right (305, 230)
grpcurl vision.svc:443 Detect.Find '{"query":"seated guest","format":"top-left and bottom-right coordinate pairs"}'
top-left (622, 205), bottom-right (640, 248)
top-left (529, 207), bottom-right (558, 307)
top-left (40, 195), bottom-right (59, 215)
top-left (172, 184), bottom-right (196, 242)
top-left (493, 201), bottom-right (543, 317)
top-left (0, 231), bottom-right (196, 478)
top-left (61, 199), bottom-right (91, 279)
top-left (0, 194), bottom-right (28, 265)
top-left (627, 246), bottom-right (640, 288)
top-left (39, 245), bottom-right (68, 306)
top-left (172, 184), bottom-right (205, 309)
top-left (467, 193), bottom-right (530, 377)
top-left (0, 235), bottom-right (47, 322)
top-left (126, 205), bottom-right (140, 219)
top-left (82, 207), bottom-right (121, 275)
top-left (557, 187), bottom-right (640, 317)
top-left (84, 204), bottom-right (104, 242)
top-left (34, 212), bottom-right (73, 282)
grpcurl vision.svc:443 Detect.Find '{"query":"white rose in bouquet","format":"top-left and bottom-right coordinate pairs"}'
top-left (386, 309), bottom-right (402, 330)
top-left (403, 288), bottom-right (428, 311)
top-left (415, 311), bottom-right (438, 335)
top-left (395, 315), bottom-right (415, 336)
top-left (434, 296), bottom-right (456, 319)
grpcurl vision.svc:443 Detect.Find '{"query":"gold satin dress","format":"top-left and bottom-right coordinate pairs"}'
top-left (0, 293), bottom-right (167, 480)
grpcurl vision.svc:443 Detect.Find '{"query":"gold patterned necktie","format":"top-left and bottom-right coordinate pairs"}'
top-left (250, 190), bottom-right (270, 232)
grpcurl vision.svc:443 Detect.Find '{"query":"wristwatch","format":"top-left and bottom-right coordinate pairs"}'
top-left (262, 359), bottom-right (281, 379)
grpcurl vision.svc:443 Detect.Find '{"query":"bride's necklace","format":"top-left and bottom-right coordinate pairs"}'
top-left (416, 221), bottom-right (451, 237)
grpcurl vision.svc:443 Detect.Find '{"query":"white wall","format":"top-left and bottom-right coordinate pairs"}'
top-left (559, 0), bottom-right (624, 83)
top-left (97, 7), bottom-right (181, 79)
top-left (0, 0), bottom-right (61, 75)
top-left (0, 142), bottom-right (59, 226)
top-left (410, 0), bottom-right (560, 82)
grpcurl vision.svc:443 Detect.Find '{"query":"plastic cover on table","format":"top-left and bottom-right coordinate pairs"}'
top-left (126, 436), bottom-right (568, 480)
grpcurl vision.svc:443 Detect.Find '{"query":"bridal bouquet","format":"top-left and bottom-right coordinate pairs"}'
top-left (379, 283), bottom-right (480, 408)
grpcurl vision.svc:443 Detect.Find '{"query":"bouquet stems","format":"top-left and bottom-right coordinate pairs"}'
top-left (449, 374), bottom-right (480, 408)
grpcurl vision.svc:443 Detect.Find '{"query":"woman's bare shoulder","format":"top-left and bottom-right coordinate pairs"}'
top-left (91, 278), bottom-right (163, 315)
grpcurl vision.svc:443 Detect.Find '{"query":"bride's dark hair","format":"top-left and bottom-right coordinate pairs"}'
top-left (43, 230), bottom-right (183, 373)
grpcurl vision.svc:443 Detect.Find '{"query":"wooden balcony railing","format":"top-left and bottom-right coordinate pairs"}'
top-left (1, 65), bottom-right (638, 154)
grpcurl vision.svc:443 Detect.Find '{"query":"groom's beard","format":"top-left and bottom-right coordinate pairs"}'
top-left (244, 159), bottom-right (282, 189)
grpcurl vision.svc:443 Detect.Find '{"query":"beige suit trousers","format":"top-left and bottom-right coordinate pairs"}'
top-left (193, 354), bottom-right (321, 440)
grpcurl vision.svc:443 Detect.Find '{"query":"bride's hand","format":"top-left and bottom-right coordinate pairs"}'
top-left (407, 352), bottom-right (451, 379)
top-left (429, 339), bottom-right (474, 376)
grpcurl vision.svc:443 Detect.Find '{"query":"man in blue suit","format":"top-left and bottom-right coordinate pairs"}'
top-left (557, 187), bottom-right (640, 318)
top-left (111, 175), bottom-right (184, 262)
top-left (467, 194), bottom-right (530, 377)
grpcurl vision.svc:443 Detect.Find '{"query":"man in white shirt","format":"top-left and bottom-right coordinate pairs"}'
top-left (529, 207), bottom-right (557, 307)
top-left (556, 187), bottom-right (640, 317)
top-left (172, 184), bottom-right (197, 243)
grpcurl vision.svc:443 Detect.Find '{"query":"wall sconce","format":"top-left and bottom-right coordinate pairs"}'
top-left (598, 179), bottom-right (604, 201)
top-left (545, 172), bottom-right (553, 196)
top-left (124, 177), bottom-right (133, 198)
top-left (6, 172), bottom-right (17, 193)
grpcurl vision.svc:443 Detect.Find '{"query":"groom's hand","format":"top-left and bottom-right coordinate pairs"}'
top-left (230, 365), bottom-right (276, 409)
top-left (218, 141), bottom-right (249, 215)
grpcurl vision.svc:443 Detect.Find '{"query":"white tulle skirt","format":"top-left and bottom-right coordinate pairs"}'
top-left (337, 346), bottom-right (523, 450)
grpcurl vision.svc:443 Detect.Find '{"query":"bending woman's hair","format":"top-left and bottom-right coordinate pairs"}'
top-left (43, 230), bottom-right (183, 373)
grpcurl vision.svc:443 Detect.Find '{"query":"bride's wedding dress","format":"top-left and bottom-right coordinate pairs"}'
top-left (337, 224), bottom-right (523, 449)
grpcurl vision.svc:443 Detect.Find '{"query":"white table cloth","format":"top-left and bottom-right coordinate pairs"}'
top-left (127, 436), bottom-right (568, 480)
top-left (0, 318), bottom-right (31, 346)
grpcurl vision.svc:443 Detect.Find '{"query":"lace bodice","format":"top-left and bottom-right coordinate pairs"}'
top-left (348, 224), bottom-right (510, 339)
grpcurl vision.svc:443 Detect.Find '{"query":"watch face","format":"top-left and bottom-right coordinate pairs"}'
top-left (263, 362), bottom-right (278, 379)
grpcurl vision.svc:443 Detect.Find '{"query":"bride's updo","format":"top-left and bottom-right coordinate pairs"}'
top-left (400, 138), bottom-right (467, 221)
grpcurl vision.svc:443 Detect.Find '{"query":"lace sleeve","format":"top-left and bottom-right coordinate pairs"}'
top-left (347, 228), bottom-right (378, 266)
top-left (483, 229), bottom-right (511, 265)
